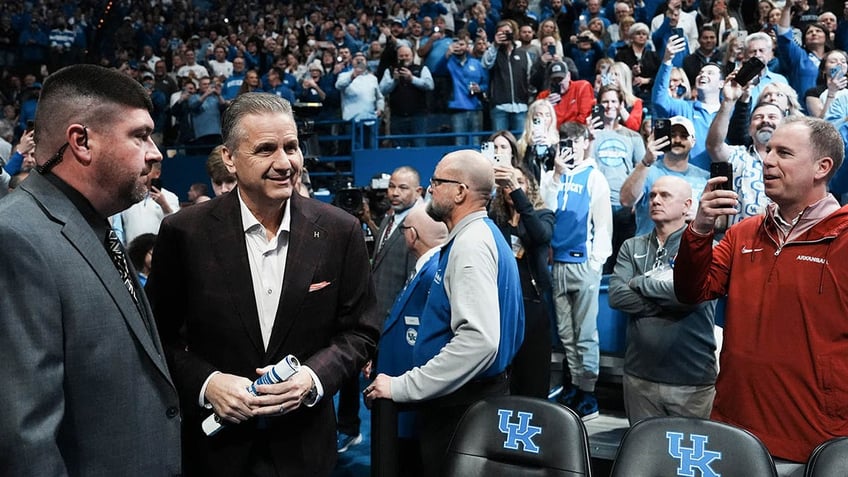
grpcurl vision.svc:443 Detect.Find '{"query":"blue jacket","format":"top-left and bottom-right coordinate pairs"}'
top-left (651, 62), bottom-right (716, 170)
top-left (446, 55), bottom-right (488, 111)
top-left (776, 27), bottom-right (819, 107)
top-left (375, 252), bottom-right (440, 438)
top-left (413, 218), bottom-right (524, 379)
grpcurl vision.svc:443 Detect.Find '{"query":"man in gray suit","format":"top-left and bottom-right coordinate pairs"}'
top-left (336, 165), bottom-right (423, 451)
top-left (0, 65), bottom-right (181, 476)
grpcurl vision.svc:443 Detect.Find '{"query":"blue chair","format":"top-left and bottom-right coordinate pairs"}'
top-left (610, 416), bottom-right (778, 477)
top-left (443, 396), bottom-right (592, 476)
top-left (805, 437), bottom-right (848, 477)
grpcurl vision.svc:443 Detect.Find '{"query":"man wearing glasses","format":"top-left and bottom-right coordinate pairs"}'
top-left (608, 176), bottom-right (717, 425)
top-left (365, 150), bottom-right (524, 476)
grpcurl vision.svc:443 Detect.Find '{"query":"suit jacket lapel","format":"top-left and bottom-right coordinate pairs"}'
top-left (24, 174), bottom-right (173, 383)
top-left (264, 194), bottom-right (322, 361)
top-left (372, 214), bottom-right (404, 269)
top-left (208, 191), bottom-right (265, 355)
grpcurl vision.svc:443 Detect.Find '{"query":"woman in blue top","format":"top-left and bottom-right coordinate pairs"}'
top-left (776, 0), bottom-right (830, 101)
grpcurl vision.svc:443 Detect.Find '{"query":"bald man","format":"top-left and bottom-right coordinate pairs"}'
top-left (608, 176), bottom-right (717, 425)
top-left (379, 45), bottom-right (434, 147)
top-left (365, 151), bottom-right (525, 476)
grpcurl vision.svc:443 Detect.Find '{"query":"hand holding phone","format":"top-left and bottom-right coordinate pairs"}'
top-left (653, 118), bottom-right (672, 152)
top-left (710, 162), bottom-right (734, 231)
top-left (734, 57), bottom-right (765, 87)
top-left (590, 104), bottom-right (604, 128)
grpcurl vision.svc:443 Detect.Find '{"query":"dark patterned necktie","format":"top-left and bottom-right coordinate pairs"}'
top-left (106, 230), bottom-right (139, 305)
top-left (379, 214), bottom-right (395, 253)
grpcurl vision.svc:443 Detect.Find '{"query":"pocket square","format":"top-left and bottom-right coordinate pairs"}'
top-left (309, 281), bottom-right (331, 292)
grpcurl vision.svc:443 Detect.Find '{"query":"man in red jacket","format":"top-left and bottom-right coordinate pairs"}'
top-left (536, 59), bottom-right (595, 127)
top-left (674, 116), bottom-right (848, 475)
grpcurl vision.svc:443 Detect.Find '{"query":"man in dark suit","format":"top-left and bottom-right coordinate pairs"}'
top-left (0, 64), bottom-right (181, 476)
top-left (373, 204), bottom-right (448, 476)
top-left (146, 92), bottom-right (381, 476)
top-left (337, 165), bottom-right (422, 451)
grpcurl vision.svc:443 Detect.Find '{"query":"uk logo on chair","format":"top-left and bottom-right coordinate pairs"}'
top-left (497, 409), bottom-right (542, 454)
top-left (667, 432), bottom-right (722, 477)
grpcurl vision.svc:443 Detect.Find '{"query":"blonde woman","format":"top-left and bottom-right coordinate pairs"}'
top-left (517, 99), bottom-right (560, 180)
top-left (531, 18), bottom-right (564, 58)
top-left (608, 61), bottom-right (644, 131)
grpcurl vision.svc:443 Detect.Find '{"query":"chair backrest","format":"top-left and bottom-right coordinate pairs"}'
top-left (443, 396), bottom-right (592, 477)
top-left (609, 416), bottom-right (778, 477)
top-left (805, 437), bottom-right (848, 477)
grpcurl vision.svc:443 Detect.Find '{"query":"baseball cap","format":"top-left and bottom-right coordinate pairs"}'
top-left (390, 17), bottom-right (404, 27)
top-left (670, 116), bottom-right (696, 138)
top-left (142, 71), bottom-right (154, 80)
top-left (548, 61), bottom-right (569, 79)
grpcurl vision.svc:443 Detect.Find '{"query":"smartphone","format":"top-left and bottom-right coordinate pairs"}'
top-left (150, 178), bottom-right (163, 190)
top-left (480, 141), bottom-right (496, 163)
top-left (710, 161), bottom-right (734, 231)
top-left (671, 27), bottom-right (684, 39)
top-left (558, 138), bottom-right (574, 163)
top-left (25, 120), bottom-right (34, 132)
top-left (734, 57), bottom-right (765, 87)
top-left (710, 161), bottom-right (733, 191)
top-left (591, 104), bottom-right (603, 125)
top-left (653, 118), bottom-right (672, 152)
top-left (547, 44), bottom-right (556, 56)
top-left (504, 31), bottom-right (514, 43)
top-left (830, 66), bottom-right (845, 80)
top-left (550, 79), bottom-right (562, 93)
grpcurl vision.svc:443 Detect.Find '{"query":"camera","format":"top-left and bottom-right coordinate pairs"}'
top-left (433, 26), bottom-right (441, 33)
top-left (336, 55), bottom-right (344, 63)
top-left (504, 31), bottom-right (514, 42)
top-left (334, 187), bottom-right (365, 216)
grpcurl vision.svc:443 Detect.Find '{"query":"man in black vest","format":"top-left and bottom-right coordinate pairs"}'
top-left (380, 45), bottom-right (434, 147)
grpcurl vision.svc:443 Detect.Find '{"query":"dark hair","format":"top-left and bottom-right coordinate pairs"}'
top-left (698, 25), bottom-right (717, 38)
top-left (802, 22), bottom-right (832, 52)
top-left (487, 130), bottom-right (520, 167)
top-left (598, 84), bottom-right (624, 103)
top-left (36, 64), bottom-right (152, 149)
top-left (815, 49), bottom-right (848, 86)
top-left (559, 121), bottom-right (589, 140)
top-left (127, 233), bottom-right (157, 271)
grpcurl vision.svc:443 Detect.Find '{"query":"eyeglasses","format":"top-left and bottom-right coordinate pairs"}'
top-left (430, 177), bottom-right (465, 188)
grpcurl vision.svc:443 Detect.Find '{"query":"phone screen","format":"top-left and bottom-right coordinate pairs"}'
top-left (547, 44), bottom-right (556, 56)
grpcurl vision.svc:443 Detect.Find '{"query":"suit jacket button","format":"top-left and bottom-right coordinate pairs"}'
top-left (166, 406), bottom-right (179, 418)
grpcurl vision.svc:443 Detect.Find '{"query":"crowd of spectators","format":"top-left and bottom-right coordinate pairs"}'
top-left (0, 0), bottom-right (845, 155)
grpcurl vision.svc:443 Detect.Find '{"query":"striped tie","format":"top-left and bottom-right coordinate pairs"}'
top-left (106, 230), bottom-right (139, 305)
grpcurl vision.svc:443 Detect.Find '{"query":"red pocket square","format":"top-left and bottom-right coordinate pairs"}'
top-left (309, 281), bottom-right (331, 292)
